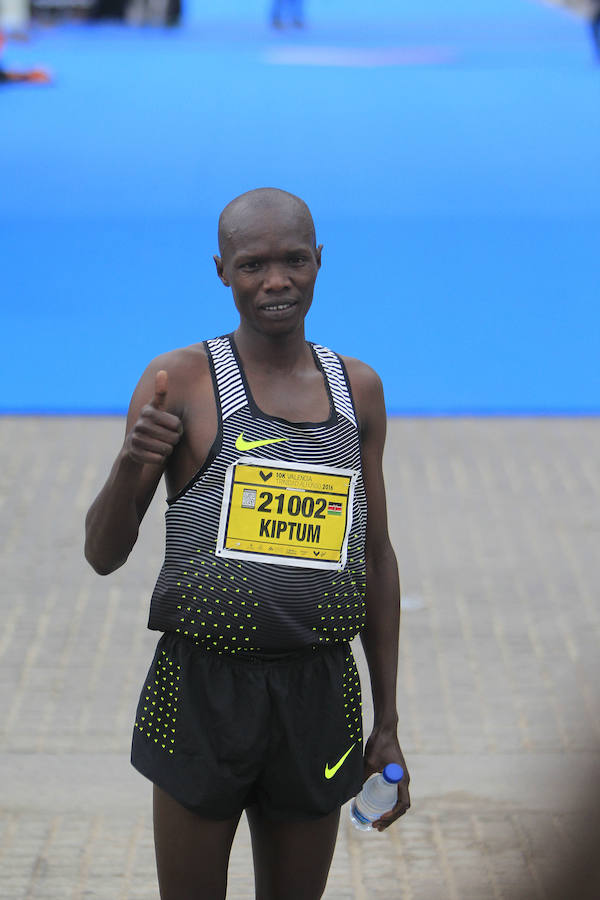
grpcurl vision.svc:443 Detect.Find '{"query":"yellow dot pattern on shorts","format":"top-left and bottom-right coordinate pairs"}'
top-left (134, 650), bottom-right (180, 754)
top-left (342, 653), bottom-right (362, 742)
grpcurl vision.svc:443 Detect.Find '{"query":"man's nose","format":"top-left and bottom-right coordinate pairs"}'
top-left (263, 264), bottom-right (290, 292)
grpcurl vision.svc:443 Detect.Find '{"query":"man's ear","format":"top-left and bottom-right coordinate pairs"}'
top-left (316, 244), bottom-right (323, 269)
top-left (214, 255), bottom-right (230, 286)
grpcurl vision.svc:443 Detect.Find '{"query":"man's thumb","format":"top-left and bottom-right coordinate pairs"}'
top-left (152, 370), bottom-right (168, 409)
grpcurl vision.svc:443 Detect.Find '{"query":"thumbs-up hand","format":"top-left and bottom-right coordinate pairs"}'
top-left (126, 370), bottom-right (183, 466)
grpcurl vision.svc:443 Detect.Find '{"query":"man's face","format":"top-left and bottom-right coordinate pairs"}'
top-left (214, 205), bottom-right (322, 337)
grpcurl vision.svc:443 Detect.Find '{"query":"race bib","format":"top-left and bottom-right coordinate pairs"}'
top-left (215, 456), bottom-right (358, 570)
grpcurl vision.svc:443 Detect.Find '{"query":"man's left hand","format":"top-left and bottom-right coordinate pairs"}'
top-left (363, 727), bottom-right (411, 831)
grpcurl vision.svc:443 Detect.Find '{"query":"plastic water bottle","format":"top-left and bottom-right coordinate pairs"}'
top-left (349, 763), bottom-right (404, 831)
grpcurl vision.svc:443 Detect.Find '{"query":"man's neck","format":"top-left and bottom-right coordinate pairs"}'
top-left (233, 325), bottom-right (311, 374)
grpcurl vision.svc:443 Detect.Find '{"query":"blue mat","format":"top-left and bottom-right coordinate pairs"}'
top-left (2, 0), bottom-right (599, 413)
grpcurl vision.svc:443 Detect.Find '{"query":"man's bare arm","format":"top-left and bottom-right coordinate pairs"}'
top-left (84, 366), bottom-right (183, 575)
top-left (346, 358), bottom-right (411, 829)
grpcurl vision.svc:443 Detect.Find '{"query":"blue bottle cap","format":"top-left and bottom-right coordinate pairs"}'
top-left (382, 763), bottom-right (404, 784)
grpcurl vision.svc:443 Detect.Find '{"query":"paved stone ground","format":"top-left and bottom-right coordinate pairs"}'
top-left (1, 416), bottom-right (599, 899)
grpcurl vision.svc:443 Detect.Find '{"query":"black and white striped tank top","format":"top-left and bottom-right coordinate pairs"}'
top-left (148, 334), bottom-right (367, 653)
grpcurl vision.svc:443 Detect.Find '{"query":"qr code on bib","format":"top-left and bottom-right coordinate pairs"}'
top-left (241, 489), bottom-right (257, 509)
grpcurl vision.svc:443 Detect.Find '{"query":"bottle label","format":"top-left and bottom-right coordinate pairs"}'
top-left (351, 803), bottom-right (373, 826)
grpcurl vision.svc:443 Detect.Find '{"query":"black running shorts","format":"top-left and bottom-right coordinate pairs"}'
top-left (131, 633), bottom-right (364, 821)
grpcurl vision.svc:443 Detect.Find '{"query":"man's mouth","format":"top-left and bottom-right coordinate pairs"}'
top-left (261, 301), bottom-right (296, 312)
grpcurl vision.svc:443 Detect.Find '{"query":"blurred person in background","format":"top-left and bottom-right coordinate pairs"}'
top-left (0, 29), bottom-right (50, 81)
top-left (271, 0), bottom-right (304, 29)
top-left (513, 776), bottom-right (600, 900)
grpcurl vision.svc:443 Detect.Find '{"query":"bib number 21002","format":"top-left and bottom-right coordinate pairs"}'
top-left (257, 491), bottom-right (326, 519)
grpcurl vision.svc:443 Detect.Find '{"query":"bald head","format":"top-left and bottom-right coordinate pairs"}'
top-left (217, 188), bottom-right (316, 260)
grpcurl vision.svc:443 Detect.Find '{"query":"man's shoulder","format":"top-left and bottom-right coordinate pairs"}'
top-left (335, 354), bottom-right (385, 431)
top-left (338, 355), bottom-right (383, 392)
top-left (139, 343), bottom-right (212, 410)
top-left (312, 343), bottom-right (381, 388)
top-left (146, 342), bottom-right (210, 376)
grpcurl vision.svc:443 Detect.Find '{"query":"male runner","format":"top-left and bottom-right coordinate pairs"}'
top-left (85, 187), bottom-right (410, 900)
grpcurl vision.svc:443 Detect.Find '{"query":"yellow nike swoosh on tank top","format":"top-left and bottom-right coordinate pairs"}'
top-left (324, 743), bottom-right (356, 779)
top-left (235, 433), bottom-right (289, 451)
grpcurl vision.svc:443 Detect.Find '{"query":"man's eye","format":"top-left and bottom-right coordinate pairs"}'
top-left (288, 257), bottom-right (306, 265)
top-left (241, 261), bottom-right (261, 270)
